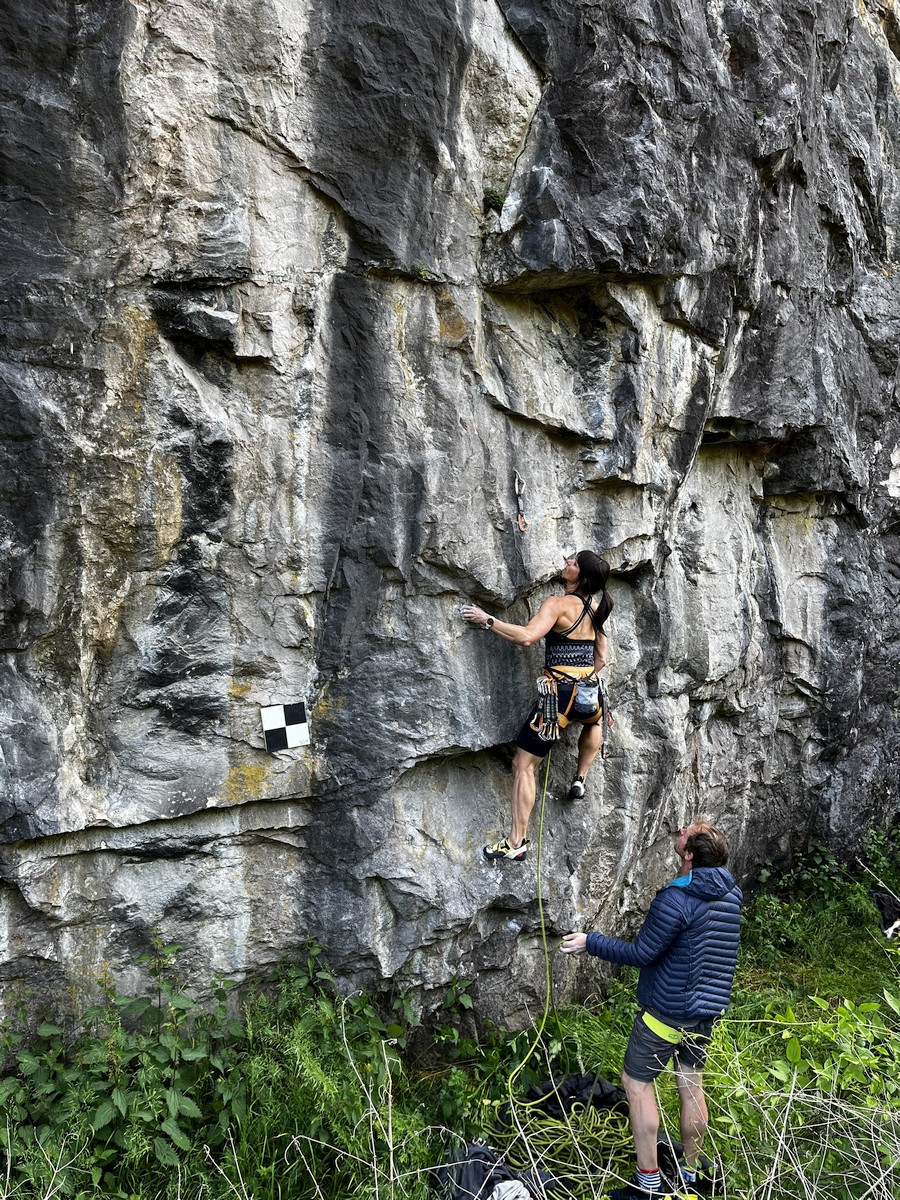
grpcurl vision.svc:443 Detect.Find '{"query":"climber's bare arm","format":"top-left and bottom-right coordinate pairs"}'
top-left (462, 596), bottom-right (567, 646)
top-left (594, 631), bottom-right (607, 672)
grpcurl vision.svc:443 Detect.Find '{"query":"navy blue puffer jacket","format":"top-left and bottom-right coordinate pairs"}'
top-left (585, 867), bottom-right (742, 1025)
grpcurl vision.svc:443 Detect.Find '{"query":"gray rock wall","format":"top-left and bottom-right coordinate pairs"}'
top-left (1, 0), bottom-right (898, 1019)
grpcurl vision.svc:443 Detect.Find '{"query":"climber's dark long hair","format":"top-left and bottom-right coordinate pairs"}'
top-left (575, 551), bottom-right (613, 631)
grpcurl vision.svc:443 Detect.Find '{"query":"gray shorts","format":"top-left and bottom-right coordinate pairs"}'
top-left (622, 1011), bottom-right (715, 1083)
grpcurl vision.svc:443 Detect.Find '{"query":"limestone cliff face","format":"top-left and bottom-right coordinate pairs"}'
top-left (1, 0), bottom-right (898, 1017)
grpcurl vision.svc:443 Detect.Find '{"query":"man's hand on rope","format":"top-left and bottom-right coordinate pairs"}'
top-left (561, 932), bottom-right (588, 954)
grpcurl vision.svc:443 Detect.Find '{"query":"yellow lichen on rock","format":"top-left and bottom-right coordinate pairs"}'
top-left (222, 762), bottom-right (270, 806)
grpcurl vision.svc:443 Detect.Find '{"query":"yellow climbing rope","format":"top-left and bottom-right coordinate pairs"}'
top-left (494, 750), bottom-right (634, 1189)
top-left (505, 748), bottom-right (555, 1105)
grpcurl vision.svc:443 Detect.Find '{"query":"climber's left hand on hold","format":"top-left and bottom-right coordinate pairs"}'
top-left (561, 932), bottom-right (587, 954)
top-left (462, 604), bottom-right (487, 625)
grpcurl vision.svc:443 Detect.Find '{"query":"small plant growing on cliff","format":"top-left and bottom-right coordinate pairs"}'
top-left (483, 187), bottom-right (506, 212)
top-left (442, 975), bottom-right (474, 1012)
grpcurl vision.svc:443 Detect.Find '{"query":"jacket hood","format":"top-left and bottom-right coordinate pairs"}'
top-left (684, 866), bottom-right (738, 900)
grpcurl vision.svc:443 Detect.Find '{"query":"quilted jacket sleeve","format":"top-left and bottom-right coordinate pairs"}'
top-left (585, 891), bottom-right (687, 966)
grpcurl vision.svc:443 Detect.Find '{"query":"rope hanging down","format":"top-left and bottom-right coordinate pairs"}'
top-left (496, 751), bottom-right (636, 1194)
top-left (506, 748), bottom-right (555, 1108)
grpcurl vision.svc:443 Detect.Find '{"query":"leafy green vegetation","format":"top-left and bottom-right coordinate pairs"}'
top-left (1, 833), bottom-right (899, 1198)
top-left (737, 835), bottom-right (898, 1013)
top-left (482, 187), bottom-right (506, 212)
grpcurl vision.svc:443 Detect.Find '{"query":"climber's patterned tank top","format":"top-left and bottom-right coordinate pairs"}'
top-left (544, 596), bottom-right (596, 673)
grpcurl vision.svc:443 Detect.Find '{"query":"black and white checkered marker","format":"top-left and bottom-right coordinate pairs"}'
top-left (259, 703), bottom-right (310, 752)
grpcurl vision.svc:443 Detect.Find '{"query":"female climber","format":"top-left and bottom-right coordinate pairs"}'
top-left (462, 551), bottom-right (613, 862)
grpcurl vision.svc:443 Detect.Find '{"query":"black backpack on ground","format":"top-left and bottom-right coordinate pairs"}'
top-left (433, 1139), bottom-right (570, 1199)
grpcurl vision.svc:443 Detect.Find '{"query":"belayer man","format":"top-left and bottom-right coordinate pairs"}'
top-left (562, 822), bottom-right (742, 1200)
top-left (462, 551), bottom-right (613, 862)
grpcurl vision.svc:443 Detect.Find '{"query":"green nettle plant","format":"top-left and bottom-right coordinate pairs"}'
top-left (0, 832), bottom-right (898, 1199)
top-left (0, 936), bottom-right (247, 1197)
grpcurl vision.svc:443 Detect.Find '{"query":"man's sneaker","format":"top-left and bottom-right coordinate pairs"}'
top-left (566, 777), bottom-right (586, 800)
top-left (609, 1174), bottom-right (698, 1200)
top-left (677, 1157), bottom-right (718, 1192)
top-left (483, 837), bottom-right (529, 861)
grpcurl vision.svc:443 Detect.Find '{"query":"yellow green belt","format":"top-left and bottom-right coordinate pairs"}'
top-left (641, 1011), bottom-right (683, 1043)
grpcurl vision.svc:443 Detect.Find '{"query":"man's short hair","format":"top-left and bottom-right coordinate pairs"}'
top-left (685, 823), bottom-right (729, 868)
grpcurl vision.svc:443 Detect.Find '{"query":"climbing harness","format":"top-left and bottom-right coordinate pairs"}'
top-left (541, 594), bottom-right (607, 738)
top-left (514, 472), bottom-right (530, 532)
top-left (530, 667), bottom-right (605, 743)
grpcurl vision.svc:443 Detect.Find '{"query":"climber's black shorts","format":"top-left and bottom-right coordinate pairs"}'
top-left (623, 1012), bottom-right (716, 1082)
top-left (514, 680), bottom-right (605, 759)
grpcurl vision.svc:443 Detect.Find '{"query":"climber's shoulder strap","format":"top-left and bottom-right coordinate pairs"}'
top-left (557, 595), bottom-right (595, 638)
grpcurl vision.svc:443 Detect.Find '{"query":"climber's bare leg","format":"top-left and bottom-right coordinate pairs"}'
top-left (510, 747), bottom-right (542, 847)
top-left (575, 722), bottom-right (603, 780)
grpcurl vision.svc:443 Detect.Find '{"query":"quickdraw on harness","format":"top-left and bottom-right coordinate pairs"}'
top-left (529, 675), bottom-right (561, 742)
top-left (529, 670), bottom-right (583, 742)
top-left (514, 472), bottom-right (530, 532)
